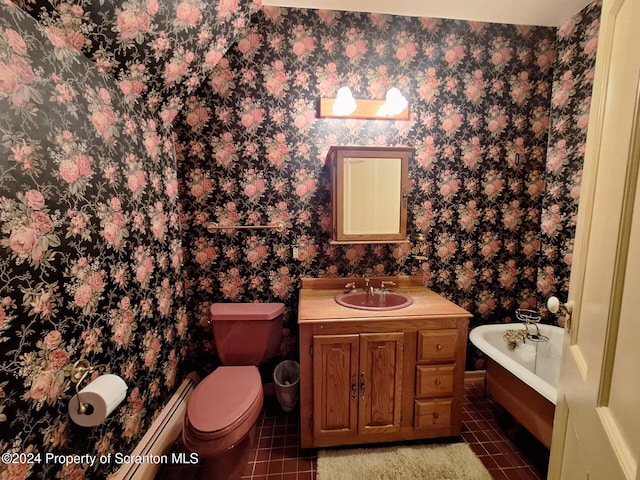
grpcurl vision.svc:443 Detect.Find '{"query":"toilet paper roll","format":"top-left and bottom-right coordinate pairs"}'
top-left (68, 374), bottom-right (127, 427)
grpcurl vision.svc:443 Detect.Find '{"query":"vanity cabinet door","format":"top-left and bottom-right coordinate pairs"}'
top-left (312, 334), bottom-right (359, 439)
top-left (311, 332), bottom-right (404, 442)
top-left (358, 332), bottom-right (404, 435)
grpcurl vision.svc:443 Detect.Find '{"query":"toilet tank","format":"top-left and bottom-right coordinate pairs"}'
top-left (210, 303), bottom-right (284, 365)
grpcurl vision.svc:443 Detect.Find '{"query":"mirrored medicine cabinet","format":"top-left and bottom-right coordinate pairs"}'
top-left (328, 145), bottom-right (411, 244)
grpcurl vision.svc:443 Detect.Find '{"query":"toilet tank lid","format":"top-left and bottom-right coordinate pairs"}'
top-left (210, 302), bottom-right (285, 321)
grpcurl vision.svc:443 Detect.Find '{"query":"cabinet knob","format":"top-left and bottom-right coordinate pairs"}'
top-left (436, 344), bottom-right (443, 351)
top-left (434, 378), bottom-right (441, 386)
top-left (432, 412), bottom-right (440, 422)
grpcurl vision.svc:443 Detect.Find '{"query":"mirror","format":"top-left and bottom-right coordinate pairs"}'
top-left (328, 146), bottom-right (411, 243)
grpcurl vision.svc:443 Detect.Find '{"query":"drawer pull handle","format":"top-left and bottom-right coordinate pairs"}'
top-left (434, 379), bottom-right (441, 386)
top-left (436, 344), bottom-right (443, 351)
top-left (433, 412), bottom-right (439, 420)
top-left (351, 375), bottom-right (357, 400)
top-left (360, 372), bottom-right (366, 398)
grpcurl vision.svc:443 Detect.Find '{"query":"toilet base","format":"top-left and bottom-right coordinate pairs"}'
top-left (196, 423), bottom-right (257, 480)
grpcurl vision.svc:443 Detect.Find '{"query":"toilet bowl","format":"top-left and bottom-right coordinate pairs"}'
top-left (183, 366), bottom-right (263, 479)
top-left (182, 303), bottom-right (284, 480)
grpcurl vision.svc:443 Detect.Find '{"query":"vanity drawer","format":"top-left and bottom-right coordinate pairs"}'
top-left (414, 399), bottom-right (452, 429)
top-left (416, 365), bottom-right (455, 398)
top-left (417, 330), bottom-right (457, 363)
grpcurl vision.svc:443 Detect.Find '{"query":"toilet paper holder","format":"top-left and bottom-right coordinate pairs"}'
top-left (70, 360), bottom-right (107, 415)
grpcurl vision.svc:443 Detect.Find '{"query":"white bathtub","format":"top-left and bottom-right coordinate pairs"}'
top-left (469, 322), bottom-right (564, 448)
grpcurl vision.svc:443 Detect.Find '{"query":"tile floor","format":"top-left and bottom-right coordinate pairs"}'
top-left (461, 379), bottom-right (548, 480)
top-left (157, 376), bottom-right (549, 480)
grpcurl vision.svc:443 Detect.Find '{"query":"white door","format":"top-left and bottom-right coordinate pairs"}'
top-left (548, 0), bottom-right (640, 478)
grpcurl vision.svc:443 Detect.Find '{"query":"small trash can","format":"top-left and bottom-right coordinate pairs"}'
top-left (273, 360), bottom-right (300, 412)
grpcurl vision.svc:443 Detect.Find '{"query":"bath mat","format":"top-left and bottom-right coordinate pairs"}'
top-left (317, 442), bottom-right (492, 480)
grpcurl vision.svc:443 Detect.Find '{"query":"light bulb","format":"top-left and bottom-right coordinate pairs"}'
top-left (384, 88), bottom-right (408, 115)
top-left (333, 87), bottom-right (357, 116)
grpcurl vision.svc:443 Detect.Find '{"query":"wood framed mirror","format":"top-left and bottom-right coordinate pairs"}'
top-left (328, 146), bottom-right (411, 243)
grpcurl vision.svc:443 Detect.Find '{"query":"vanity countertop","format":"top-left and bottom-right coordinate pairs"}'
top-left (298, 276), bottom-right (471, 323)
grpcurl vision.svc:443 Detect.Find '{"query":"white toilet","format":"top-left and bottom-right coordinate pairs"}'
top-left (182, 303), bottom-right (284, 480)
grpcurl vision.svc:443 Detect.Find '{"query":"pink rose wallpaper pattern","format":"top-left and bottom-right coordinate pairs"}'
top-left (538, 4), bottom-right (601, 301)
top-left (0, 1), bottom-right (257, 479)
top-left (1, 0), bottom-right (600, 478)
top-left (174, 1), bottom-right (599, 368)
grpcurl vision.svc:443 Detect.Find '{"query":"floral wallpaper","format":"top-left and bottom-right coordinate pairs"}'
top-left (177, 7), bottom-right (559, 347)
top-left (1, 0), bottom-right (601, 477)
top-left (17, 0), bottom-right (261, 125)
top-left (0, 0), bottom-right (256, 479)
top-left (538, 0), bottom-right (601, 303)
top-left (175, 3), bottom-right (599, 368)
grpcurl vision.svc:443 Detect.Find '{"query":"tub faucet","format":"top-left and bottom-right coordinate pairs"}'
top-left (524, 321), bottom-right (547, 342)
top-left (515, 309), bottom-right (548, 342)
top-left (503, 329), bottom-right (526, 350)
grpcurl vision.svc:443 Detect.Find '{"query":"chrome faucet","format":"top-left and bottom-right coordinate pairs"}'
top-left (524, 321), bottom-right (546, 342)
top-left (516, 309), bottom-right (548, 342)
top-left (364, 278), bottom-right (374, 296)
top-left (344, 282), bottom-right (357, 293)
top-left (380, 281), bottom-right (396, 292)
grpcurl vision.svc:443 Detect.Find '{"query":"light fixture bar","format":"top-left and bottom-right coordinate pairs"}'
top-left (318, 97), bottom-right (410, 120)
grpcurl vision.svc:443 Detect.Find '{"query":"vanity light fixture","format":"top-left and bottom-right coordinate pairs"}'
top-left (319, 87), bottom-right (410, 120)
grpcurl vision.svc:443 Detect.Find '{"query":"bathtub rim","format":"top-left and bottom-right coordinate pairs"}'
top-left (469, 323), bottom-right (563, 405)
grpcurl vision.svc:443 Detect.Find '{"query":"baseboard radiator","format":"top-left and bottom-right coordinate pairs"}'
top-left (110, 372), bottom-right (200, 480)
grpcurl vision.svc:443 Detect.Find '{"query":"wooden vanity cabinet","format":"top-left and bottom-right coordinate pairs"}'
top-left (298, 277), bottom-right (471, 449)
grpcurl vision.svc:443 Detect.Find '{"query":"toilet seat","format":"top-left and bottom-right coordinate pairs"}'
top-left (185, 366), bottom-right (262, 441)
